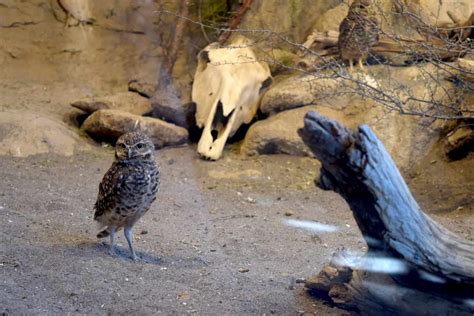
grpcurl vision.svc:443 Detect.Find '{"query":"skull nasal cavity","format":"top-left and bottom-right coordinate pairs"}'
top-left (211, 100), bottom-right (234, 131)
top-left (211, 130), bottom-right (218, 141)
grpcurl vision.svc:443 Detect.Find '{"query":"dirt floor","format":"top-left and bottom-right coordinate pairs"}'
top-left (1, 141), bottom-right (473, 315)
top-left (0, 144), bottom-right (350, 315)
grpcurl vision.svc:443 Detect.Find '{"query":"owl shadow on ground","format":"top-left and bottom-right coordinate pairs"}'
top-left (59, 239), bottom-right (163, 265)
top-left (90, 241), bottom-right (163, 264)
top-left (73, 241), bottom-right (210, 268)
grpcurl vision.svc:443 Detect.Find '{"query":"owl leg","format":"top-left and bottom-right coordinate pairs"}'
top-left (358, 58), bottom-right (366, 71)
top-left (109, 226), bottom-right (117, 256)
top-left (124, 226), bottom-right (137, 261)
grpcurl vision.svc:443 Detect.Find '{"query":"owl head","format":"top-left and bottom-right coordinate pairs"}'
top-left (115, 131), bottom-right (155, 161)
top-left (351, 0), bottom-right (373, 11)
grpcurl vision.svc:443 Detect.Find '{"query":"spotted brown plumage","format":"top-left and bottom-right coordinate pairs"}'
top-left (338, 0), bottom-right (379, 71)
top-left (94, 130), bottom-right (160, 260)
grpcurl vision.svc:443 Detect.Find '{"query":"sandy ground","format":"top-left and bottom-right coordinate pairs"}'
top-left (0, 145), bottom-right (358, 315)
top-left (1, 141), bottom-right (472, 315)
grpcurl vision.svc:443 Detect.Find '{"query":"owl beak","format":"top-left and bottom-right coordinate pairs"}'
top-left (127, 149), bottom-right (132, 159)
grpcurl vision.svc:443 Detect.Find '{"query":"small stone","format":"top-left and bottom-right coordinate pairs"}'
top-left (128, 80), bottom-right (156, 98)
top-left (238, 268), bottom-right (250, 273)
top-left (284, 211), bottom-right (294, 216)
top-left (140, 230), bottom-right (148, 235)
top-left (246, 197), bottom-right (256, 204)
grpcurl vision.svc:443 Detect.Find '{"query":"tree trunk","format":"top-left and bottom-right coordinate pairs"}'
top-left (298, 111), bottom-right (474, 315)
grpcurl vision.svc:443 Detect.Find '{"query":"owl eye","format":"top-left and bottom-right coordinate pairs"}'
top-left (117, 143), bottom-right (125, 149)
top-left (137, 143), bottom-right (144, 149)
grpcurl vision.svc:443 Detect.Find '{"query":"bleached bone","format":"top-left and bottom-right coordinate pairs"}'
top-left (192, 37), bottom-right (272, 160)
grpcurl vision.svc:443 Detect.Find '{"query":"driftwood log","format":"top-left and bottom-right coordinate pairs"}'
top-left (298, 111), bottom-right (474, 315)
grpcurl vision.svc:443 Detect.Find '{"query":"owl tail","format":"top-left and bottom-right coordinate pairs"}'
top-left (97, 227), bottom-right (110, 238)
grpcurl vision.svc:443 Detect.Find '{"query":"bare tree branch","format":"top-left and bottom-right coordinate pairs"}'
top-left (165, 0), bottom-right (190, 74)
top-left (156, 3), bottom-right (474, 121)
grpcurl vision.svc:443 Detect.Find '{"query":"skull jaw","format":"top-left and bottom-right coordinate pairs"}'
top-left (197, 132), bottom-right (227, 160)
top-left (197, 107), bottom-right (238, 160)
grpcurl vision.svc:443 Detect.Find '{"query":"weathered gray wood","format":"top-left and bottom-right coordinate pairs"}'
top-left (298, 111), bottom-right (474, 314)
top-left (306, 249), bottom-right (474, 315)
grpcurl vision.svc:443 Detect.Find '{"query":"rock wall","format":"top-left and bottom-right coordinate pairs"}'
top-left (0, 0), bottom-right (201, 156)
top-left (0, 0), bottom-right (471, 162)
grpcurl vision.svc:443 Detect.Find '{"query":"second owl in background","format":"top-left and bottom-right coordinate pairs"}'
top-left (338, 0), bottom-right (379, 72)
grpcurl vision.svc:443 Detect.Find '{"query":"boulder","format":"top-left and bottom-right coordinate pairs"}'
top-left (260, 75), bottom-right (345, 115)
top-left (241, 106), bottom-right (316, 157)
top-left (244, 92), bottom-right (441, 171)
top-left (241, 106), bottom-right (356, 158)
top-left (151, 99), bottom-right (196, 131)
top-left (82, 109), bottom-right (188, 148)
top-left (403, 0), bottom-right (473, 28)
top-left (71, 92), bottom-right (152, 116)
top-left (0, 110), bottom-right (90, 157)
top-left (151, 80), bottom-right (196, 129)
top-left (310, 3), bottom-right (349, 33)
top-left (236, 0), bottom-right (341, 44)
top-left (261, 64), bottom-right (457, 116)
top-left (444, 127), bottom-right (474, 160)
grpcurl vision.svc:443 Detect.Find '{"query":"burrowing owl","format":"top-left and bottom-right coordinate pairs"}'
top-left (338, 0), bottom-right (379, 71)
top-left (94, 131), bottom-right (160, 260)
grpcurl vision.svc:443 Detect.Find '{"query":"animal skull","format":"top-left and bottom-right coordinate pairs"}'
top-left (192, 37), bottom-right (272, 160)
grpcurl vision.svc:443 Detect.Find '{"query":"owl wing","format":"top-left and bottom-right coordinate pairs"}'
top-left (338, 17), bottom-right (356, 48)
top-left (365, 16), bottom-right (380, 46)
top-left (93, 162), bottom-right (125, 220)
